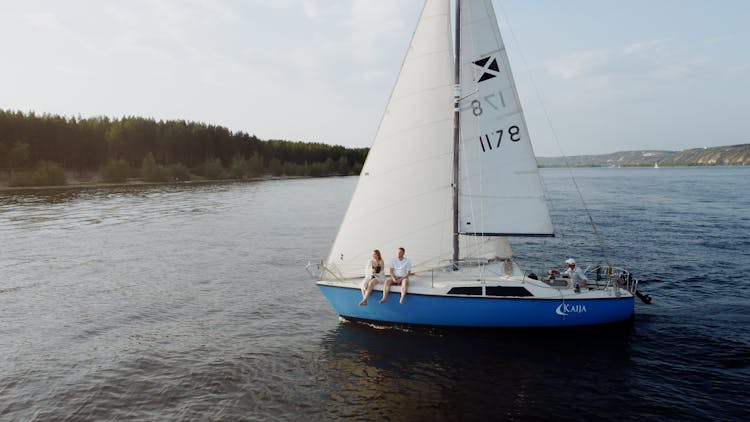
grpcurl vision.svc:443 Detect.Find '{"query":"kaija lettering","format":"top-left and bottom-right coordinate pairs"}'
top-left (555, 303), bottom-right (588, 316)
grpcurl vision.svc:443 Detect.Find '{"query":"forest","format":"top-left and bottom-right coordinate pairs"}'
top-left (0, 109), bottom-right (369, 187)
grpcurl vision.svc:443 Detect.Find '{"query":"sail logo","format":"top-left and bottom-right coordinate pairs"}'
top-left (473, 56), bottom-right (500, 82)
top-left (555, 303), bottom-right (587, 316)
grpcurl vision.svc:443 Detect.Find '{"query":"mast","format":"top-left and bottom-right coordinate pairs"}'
top-left (451, 0), bottom-right (461, 267)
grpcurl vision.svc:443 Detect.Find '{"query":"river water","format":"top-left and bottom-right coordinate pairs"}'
top-left (1, 167), bottom-right (748, 420)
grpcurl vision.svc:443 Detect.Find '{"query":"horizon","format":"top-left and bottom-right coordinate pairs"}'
top-left (4, 108), bottom-right (746, 159)
top-left (1, 0), bottom-right (748, 157)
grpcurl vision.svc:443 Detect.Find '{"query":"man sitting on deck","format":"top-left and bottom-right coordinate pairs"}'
top-left (549, 258), bottom-right (588, 293)
top-left (381, 247), bottom-right (412, 304)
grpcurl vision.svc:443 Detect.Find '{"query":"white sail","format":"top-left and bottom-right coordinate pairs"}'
top-left (324, 0), bottom-right (533, 279)
top-left (457, 0), bottom-right (554, 237)
top-left (325, 0), bottom-right (455, 278)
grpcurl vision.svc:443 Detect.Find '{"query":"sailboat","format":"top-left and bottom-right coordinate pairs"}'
top-left (308, 0), bottom-right (642, 327)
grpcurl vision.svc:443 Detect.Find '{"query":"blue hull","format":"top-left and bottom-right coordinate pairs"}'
top-left (317, 284), bottom-right (634, 328)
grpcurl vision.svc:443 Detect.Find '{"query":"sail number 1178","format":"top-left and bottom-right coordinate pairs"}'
top-left (479, 126), bottom-right (521, 152)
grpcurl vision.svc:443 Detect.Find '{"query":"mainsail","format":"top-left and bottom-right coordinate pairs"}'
top-left (325, 0), bottom-right (455, 278)
top-left (324, 0), bottom-right (546, 279)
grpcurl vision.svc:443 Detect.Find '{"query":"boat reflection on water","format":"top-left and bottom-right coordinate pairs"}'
top-left (316, 321), bottom-right (636, 419)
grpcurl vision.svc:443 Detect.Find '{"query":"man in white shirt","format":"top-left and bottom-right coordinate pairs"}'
top-left (381, 247), bottom-right (412, 304)
top-left (549, 258), bottom-right (588, 293)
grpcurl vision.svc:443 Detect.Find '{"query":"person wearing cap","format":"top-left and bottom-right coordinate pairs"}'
top-left (548, 258), bottom-right (588, 292)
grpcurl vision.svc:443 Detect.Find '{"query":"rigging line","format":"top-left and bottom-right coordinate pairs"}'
top-left (494, 1), bottom-right (611, 266)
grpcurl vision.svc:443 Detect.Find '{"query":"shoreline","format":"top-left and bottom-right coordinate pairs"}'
top-left (0, 175), bottom-right (309, 192)
top-left (1, 165), bottom-right (747, 192)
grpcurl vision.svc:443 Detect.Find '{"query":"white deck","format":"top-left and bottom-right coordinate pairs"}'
top-left (317, 262), bottom-right (633, 301)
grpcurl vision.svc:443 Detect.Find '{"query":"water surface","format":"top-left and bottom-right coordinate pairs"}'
top-left (1, 168), bottom-right (748, 420)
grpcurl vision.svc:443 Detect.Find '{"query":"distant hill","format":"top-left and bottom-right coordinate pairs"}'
top-left (536, 144), bottom-right (750, 167)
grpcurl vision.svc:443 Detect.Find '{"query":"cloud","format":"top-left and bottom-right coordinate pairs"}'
top-left (24, 12), bottom-right (63, 31)
top-left (301, 0), bottom-right (346, 20)
top-left (346, 0), bottom-right (406, 32)
top-left (242, 0), bottom-right (417, 85)
top-left (340, 0), bottom-right (417, 82)
top-left (247, 0), bottom-right (296, 8)
top-left (358, 69), bottom-right (387, 82)
top-left (345, 0), bottom-right (409, 55)
top-left (622, 40), bottom-right (662, 55)
top-left (543, 39), bottom-right (708, 86)
top-left (103, 0), bottom-right (244, 62)
top-left (545, 50), bottom-right (609, 80)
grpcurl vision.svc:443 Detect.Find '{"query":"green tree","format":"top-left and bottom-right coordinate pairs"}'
top-left (283, 161), bottom-right (303, 176)
top-left (200, 158), bottom-right (225, 179)
top-left (6, 141), bottom-right (30, 181)
top-left (167, 163), bottom-right (191, 181)
top-left (100, 159), bottom-right (131, 183)
top-left (269, 158), bottom-right (283, 176)
top-left (141, 152), bottom-right (167, 182)
top-left (308, 161), bottom-right (326, 177)
top-left (247, 152), bottom-right (264, 177)
top-left (229, 155), bottom-right (248, 179)
top-left (0, 143), bottom-right (8, 165)
top-left (336, 156), bottom-right (349, 175)
top-left (8, 160), bottom-right (66, 187)
top-left (0, 109), bottom-right (370, 181)
top-left (323, 157), bottom-right (335, 175)
top-left (33, 160), bottom-right (67, 186)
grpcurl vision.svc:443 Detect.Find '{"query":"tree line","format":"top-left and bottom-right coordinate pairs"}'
top-left (0, 109), bottom-right (368, 186)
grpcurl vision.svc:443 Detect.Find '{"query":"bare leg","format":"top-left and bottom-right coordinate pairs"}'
top-left (399, 279), bottom-right (408, 304)
top-left (380, 279), bottom-right (392, 302)
top-left (360, 279), bottom-right (379, 306)
top-left (361, 278), bottom-right (368, 298)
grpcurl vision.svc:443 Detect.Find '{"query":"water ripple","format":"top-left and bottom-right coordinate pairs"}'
top-left (1, 170), bottom-right (749, 420)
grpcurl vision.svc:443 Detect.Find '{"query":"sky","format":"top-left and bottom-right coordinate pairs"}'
top-left (1, 0), bottom-right (748, 157)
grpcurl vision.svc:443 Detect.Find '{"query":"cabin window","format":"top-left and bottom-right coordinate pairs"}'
top-left (447, 287), bottom-right (483, 296)
top-left (485, 286), bottom-right (533, 297)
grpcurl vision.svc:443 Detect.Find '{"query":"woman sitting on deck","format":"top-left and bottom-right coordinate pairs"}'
top-left (359, 249), bottom-right (385, 306)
